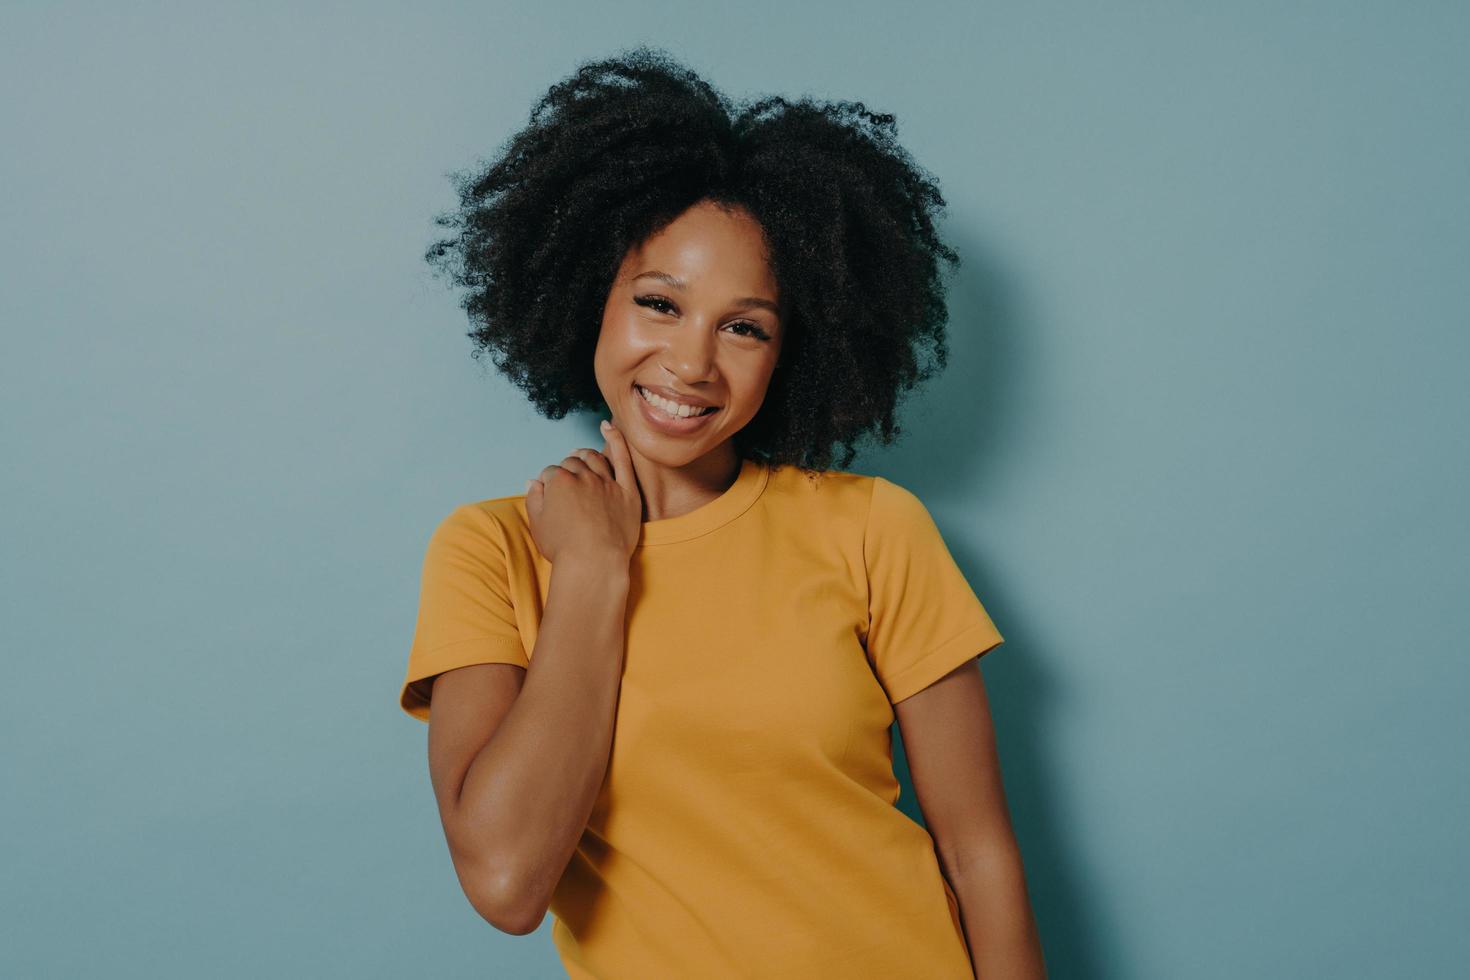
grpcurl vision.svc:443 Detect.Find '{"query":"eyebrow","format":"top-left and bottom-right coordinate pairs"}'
top-left (632, 270), bottom-right (781, 317)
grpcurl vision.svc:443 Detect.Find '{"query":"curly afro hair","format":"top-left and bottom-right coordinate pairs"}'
top-left (425, 45), bottom-right (962, 475)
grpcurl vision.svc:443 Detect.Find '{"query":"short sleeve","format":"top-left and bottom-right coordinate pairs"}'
top-left (398, 503), bottom-right (529, 722)
top-left (862, 476), bottom-right (1004, 704)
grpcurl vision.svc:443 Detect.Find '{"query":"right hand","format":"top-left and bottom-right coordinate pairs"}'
top-left (523, 419), bottom-right (642, 566)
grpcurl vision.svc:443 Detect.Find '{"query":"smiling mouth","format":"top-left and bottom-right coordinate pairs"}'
top-left (634, 383), bottom-right (721, 418)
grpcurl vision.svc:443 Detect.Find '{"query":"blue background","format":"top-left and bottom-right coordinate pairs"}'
top-left (3, 2), bottom-right (1466, 977)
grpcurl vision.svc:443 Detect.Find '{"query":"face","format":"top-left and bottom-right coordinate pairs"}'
top-left (594, 199), bottom-right (784, 467)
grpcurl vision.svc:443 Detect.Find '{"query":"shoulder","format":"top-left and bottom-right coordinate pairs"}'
top-left (427, 494), bottom-right (530, 553)
top-left (462, 493), bottom-right (529, 529)
top-left (763, 462), bottom-right (875, 523)
top-left (762, 465), bottom-right (931, 530)
top-left (866, 473), bottom-right (933, 526)
top-left (859, 475), bottom-right (958, 567)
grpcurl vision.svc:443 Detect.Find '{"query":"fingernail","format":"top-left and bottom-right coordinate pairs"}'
top-left (524, 480), bottom-right (534, 494)
top-left (600, 419), bottom-right (611, 431)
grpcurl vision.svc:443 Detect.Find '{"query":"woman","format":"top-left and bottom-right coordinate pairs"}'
top-left (399, 47), bottom-right (1046, 979)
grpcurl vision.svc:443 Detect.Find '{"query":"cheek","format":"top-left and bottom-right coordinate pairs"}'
top-left (598, 314), bottom-right (652, 358)
top-left (594, 317), bottom-right (635, 374)
top-left (730, 365), bottom-right (778, 416)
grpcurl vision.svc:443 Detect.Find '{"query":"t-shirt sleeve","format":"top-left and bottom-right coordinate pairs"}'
top-left (862, 476), bottom-right (1005, 704)
top-left (398, 503), bottom-right (529, 723)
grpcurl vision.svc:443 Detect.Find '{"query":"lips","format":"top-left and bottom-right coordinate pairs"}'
top-left (631, 382), bottom-right (722, 434)
top-left (634, 383), bottom-right (721, 415)
top-left (634, 383), bottom-right (720, 411)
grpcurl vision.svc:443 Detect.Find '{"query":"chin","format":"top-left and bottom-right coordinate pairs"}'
top-left (628, 428), bottom-right (744, 470)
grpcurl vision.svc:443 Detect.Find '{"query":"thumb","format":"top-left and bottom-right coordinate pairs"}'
top-left (600, 419), bottom-right (638, 494)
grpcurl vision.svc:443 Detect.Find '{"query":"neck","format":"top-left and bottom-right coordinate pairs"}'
top-left (630, 445), bottom-right (743, 522)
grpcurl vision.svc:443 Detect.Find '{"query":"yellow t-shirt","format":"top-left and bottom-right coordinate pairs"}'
top-left (399, 457), bottom-right (1005, 978)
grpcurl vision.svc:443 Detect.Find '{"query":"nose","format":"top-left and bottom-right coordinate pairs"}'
top-left (659, 317), bottom-right (719, 384)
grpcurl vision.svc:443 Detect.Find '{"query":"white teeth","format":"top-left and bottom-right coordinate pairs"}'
top-left (637, 385), bottom-right (717, 419)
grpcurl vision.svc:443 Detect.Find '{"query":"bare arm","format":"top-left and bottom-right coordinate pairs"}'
top-left (430, 555), bottom-right (629, 934)
top-left (425, 420), bottom-right (643, 935)
top-left (896, 658), bottom-right (1046, 978)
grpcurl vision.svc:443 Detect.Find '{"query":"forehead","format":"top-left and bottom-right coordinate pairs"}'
top-left (620, 203), bottom-right (778, 298)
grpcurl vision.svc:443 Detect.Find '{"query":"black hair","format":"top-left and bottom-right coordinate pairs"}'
top-left (426, 45), bottom-right (962, 475)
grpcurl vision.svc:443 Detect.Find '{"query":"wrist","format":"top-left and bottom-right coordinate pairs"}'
top-left (553, 550), bottom-right (631, 583)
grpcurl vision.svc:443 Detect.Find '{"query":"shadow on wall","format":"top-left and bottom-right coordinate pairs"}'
top-left (875, 225), bottom-right (1114, 979)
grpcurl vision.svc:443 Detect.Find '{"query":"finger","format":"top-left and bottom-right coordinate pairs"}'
top-left (599, 419), bottom-right (637, 492)
top-left (558, 454), bottom-right (592, 476)
top-left (570, 447), bottom-right (613, 480)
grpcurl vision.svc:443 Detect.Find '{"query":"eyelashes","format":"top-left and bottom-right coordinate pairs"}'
top-left (633, 295), bottom-right (773, 342)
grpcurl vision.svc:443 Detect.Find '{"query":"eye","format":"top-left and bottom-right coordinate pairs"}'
top-left (635, 295), bottom-right (676, 315)
top-left (727, 321), bottom-right (773, 341)
top-left (633, 295), bottom-right (773, 342)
